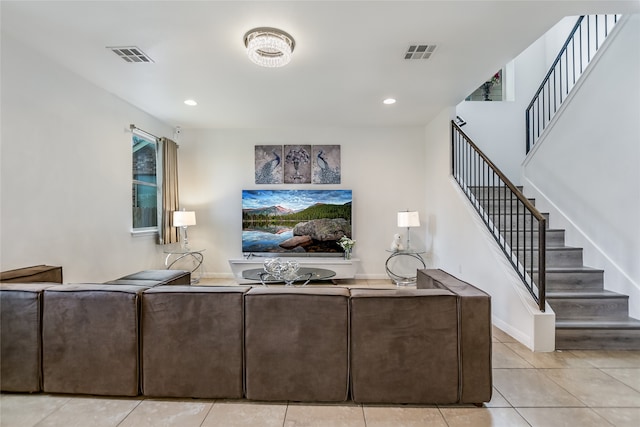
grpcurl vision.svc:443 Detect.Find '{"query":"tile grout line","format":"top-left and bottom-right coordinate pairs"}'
top-left (115, 397), bottom-right (145, 427)
top-left (281, 401), bottom-right (289, 427)
top-left (197, 398), bottom-right (216, 427)
top-left (360, 403), bottom-right (367, 427)
top-left (30, 395), bottom-right (72, 427)
top-left (597, 367), bottom-right (640, 393)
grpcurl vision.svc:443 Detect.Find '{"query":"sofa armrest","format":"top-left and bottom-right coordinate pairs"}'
top-left (417, 269), bottom-right (492, 404)
top-left (0, 265), bottom-right (63, 284)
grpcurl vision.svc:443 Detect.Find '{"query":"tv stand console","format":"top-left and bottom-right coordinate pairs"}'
top-left (228, 257), bottom-right (359, 284)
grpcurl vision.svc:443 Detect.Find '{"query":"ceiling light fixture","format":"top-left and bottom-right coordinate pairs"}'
top-left (383, 98), bottom-right (397, 105)
top-left (244, 27), bottom-right (295, 68)
top-left (184, 99), bottom-right (198, 106)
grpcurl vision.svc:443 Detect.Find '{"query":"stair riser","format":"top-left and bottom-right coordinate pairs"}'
top-left (493, 213), bottom-right (550, 230)
top-left (515, 249), bottom-right (583, 268)
top-left (480, 200), bottom-right (536, 215)
top-left (501, 230), bottom-right (565, 247)
top-left (548, 297), bottom-right (629, 320)
top-left (470, 187), bottom-right (523, 198)
top-left (534, 271), bottom-right (604, 291)
top-left (556, 329), bottom-right (640, 350)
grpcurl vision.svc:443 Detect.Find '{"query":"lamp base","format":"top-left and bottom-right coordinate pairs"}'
top-left (179, 226), bottom-right (190, 251)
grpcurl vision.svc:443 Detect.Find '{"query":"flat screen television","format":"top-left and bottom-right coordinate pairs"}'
top-left (242, 189), bottom-right (352, 255)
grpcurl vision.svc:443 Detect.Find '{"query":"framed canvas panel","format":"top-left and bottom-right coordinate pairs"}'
top-left (255, 145), bottom-right (283, 184)
top-left (312, 145), bottom-right (341, 184)
top-left (284, 145), bottom-right (312, 184)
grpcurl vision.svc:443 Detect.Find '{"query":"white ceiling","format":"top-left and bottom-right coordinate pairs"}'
top-left (2, 1), bottom-right (638, 129)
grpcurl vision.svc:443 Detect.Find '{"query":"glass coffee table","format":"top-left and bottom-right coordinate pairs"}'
top-left (242, 267), bottom-right (336, 287)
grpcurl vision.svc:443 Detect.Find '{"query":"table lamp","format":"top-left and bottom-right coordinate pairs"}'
top-left (397, 211), bottom-right (420, 250)
top-left (173, 210), bottom-right (196, 250)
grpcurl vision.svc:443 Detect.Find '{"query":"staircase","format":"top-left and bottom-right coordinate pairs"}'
top-left (454, 14), bottom-right (637, 350)
top-left (471, 186), bottom-right (640, 350)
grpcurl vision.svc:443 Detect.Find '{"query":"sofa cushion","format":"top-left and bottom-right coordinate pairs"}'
top-left (244, 287), bottom-right (351, 402)
top-left (141, 286), bottom-right (251, 398)
top-left (42, 284), bottom-right (144, 396)
top-left (103, 279), bottom-right (164, 288)
top-left (1, 283), bottom-right (56, 392)
top-left (117, 269), bottom-right (190, 285)
top-left (350, 288), bottom-right (460, 404)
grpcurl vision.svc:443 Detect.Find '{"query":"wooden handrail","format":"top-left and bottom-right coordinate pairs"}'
top-left (452, 121), bottom-right (546, 311)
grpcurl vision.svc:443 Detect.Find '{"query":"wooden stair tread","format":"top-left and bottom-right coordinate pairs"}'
top-left (547, 290), bottom-right (627, 299)
top-left (543, 267), bottom-right (604, 273)
top-left (516, 246), bottom-right (580, 251)
top-left (465, 186), bottom-right (635, 349)
top-left (556, 318), bottom-right (640, 329)
top-left (532, 268), bottom-right (604, 275)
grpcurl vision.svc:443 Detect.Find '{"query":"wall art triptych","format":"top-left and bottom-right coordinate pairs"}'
top-left (254, 144), bottom-right (341, 184)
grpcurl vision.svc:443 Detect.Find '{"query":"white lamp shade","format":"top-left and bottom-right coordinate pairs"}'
top-left (397, 211), bottom-right (420, 228)
top-left (173, 211), bottom-right (196, 227)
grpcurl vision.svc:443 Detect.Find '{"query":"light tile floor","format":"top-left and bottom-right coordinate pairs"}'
top-left (2, 279), bottom-right (640, 426)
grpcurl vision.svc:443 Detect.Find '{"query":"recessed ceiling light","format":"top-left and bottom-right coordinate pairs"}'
top-left (383, 98), bottom-right (396, 105)
top-left (184, 99), bottom-right (198, 106)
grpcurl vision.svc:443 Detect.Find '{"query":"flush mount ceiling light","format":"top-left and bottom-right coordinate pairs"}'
top-left (243, 27), bottom-right (295, 68)
top-left (184, 99), bottom-right (198, 106)
top-left (383, 98), bottom-right (397, 105)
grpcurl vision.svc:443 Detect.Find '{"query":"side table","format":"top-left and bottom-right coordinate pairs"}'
top-left (164, 248), bottom-right (205, 284)
top-left (385, 249), bottom-right (426, 286)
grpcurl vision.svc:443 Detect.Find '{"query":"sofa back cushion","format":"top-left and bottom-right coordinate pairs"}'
top-left (42, 284), bottom-right (144, 396)
top-left (350, 288), bottom-right (460, 404)
top-left (0, 283), bottom-right (56, 392)
top-left (244, 287), bottom-right (351, 402)
top-left (141, 286), bottom-right (250, 398)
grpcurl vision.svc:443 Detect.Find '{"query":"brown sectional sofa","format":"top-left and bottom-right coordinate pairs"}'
top-left (1, 266), bottom-right (492, 405)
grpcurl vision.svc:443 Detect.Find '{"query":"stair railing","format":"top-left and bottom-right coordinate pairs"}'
top-left (452, 121), bottom-right (546, 311)
top-left (526, 14), bottom-right (620, 153)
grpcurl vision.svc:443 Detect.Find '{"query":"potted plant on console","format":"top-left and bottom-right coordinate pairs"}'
top-left (338, 236), bottom-right (356, 260)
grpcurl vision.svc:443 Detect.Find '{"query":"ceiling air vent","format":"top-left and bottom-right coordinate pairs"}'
top-left (404, 44), bottom-right (437, 60)
top-left (107, 46), bottom-right (154, 63)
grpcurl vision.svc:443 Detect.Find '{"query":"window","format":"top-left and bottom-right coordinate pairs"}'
top-left (465, 69), bottom-right (504, 102)
top-left (132, 132), bottom-right (158, 231)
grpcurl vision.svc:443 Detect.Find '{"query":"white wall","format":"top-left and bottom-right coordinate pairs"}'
top-left (523, 14), bottom-right (640, 318)
top-left (425, 108), bottom-right (555, 351)
top-left (456, 17), bottom-right (579, 184)
top-left (176, 126), bottom-right (427, 279)
top-left (1, 24), bottom-right (556, 350)
top-left (0, 34), bottom-right (174, 282)
top-left (1, 33), bottom-right (427, 282)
